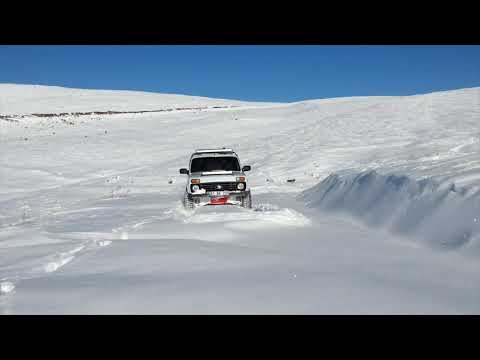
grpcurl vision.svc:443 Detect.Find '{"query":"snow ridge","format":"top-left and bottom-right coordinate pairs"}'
top-left (301, 170), bottom-right (480, 252)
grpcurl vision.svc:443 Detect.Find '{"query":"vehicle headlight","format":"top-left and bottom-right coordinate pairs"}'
top-left (192, 184), bottom-right (200, 192)
top-left (237, 182), bottom-right (245, 190)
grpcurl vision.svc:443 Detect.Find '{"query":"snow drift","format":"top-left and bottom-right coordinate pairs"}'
top-left (301, 170), bottom-right (480, 252)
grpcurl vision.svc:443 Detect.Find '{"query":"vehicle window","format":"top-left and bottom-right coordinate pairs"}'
top-left (191, 157), bottom-right (240, 172)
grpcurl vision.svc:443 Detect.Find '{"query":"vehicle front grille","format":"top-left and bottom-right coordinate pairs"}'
top-left (199, 182), bottom-right (238, 192)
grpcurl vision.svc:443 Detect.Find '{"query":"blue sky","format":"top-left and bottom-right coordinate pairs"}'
top-left (1, 45), bottom-right (479, 102)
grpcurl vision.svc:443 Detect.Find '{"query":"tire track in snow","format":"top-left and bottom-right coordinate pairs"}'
top-left (0, 236), bottom-right (113, 300)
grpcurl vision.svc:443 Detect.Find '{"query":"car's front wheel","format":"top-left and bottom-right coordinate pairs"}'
top-left (183, 192), bottom-right (194, 209)
top-left (241, 192), bottom-right (252, 209)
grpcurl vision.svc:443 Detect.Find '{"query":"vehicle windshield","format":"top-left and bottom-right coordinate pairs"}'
top-left (191, 156), bottom-right (240, 173)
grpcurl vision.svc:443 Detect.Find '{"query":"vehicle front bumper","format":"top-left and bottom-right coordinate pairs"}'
top-left (187, 190), bottom-right (250, 206)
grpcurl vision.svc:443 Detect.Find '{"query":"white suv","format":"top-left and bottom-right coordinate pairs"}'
top-left (179, 148), bottom-right (252, 208)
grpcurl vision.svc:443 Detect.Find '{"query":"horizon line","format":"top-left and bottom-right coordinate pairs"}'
top-left (1, 82), bottom-right (479, 104)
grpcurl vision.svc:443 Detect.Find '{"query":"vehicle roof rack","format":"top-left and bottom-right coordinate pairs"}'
top-left (194, 148), bottom-right (234, 154)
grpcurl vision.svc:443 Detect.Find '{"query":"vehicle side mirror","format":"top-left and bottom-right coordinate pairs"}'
top-left (179, 168), bottom-right (189, 174)
top-left (242, 165), bottom-right (251, 172)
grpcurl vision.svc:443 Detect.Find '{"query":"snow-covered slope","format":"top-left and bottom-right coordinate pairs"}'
top-left (301, 170), bottom-right (480, 253)
top-left (1, 85), bottom-right (479, 314)
top-left (0, 84), bottom-right (272, 115)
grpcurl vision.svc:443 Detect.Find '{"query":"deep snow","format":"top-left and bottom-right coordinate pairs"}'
top-left (1, 84), bottom-right (479, 314)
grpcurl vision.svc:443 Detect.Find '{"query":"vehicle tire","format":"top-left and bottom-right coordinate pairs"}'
top-left (183, 192), bottom-right (194, 209)
top-left (241, 192), bottom-right (252, 209)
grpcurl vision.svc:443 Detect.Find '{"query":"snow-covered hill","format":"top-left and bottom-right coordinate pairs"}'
top-left (0, 84), bottom-right (272, 115)
top-left (1, 84), bottom-right (479, 314)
